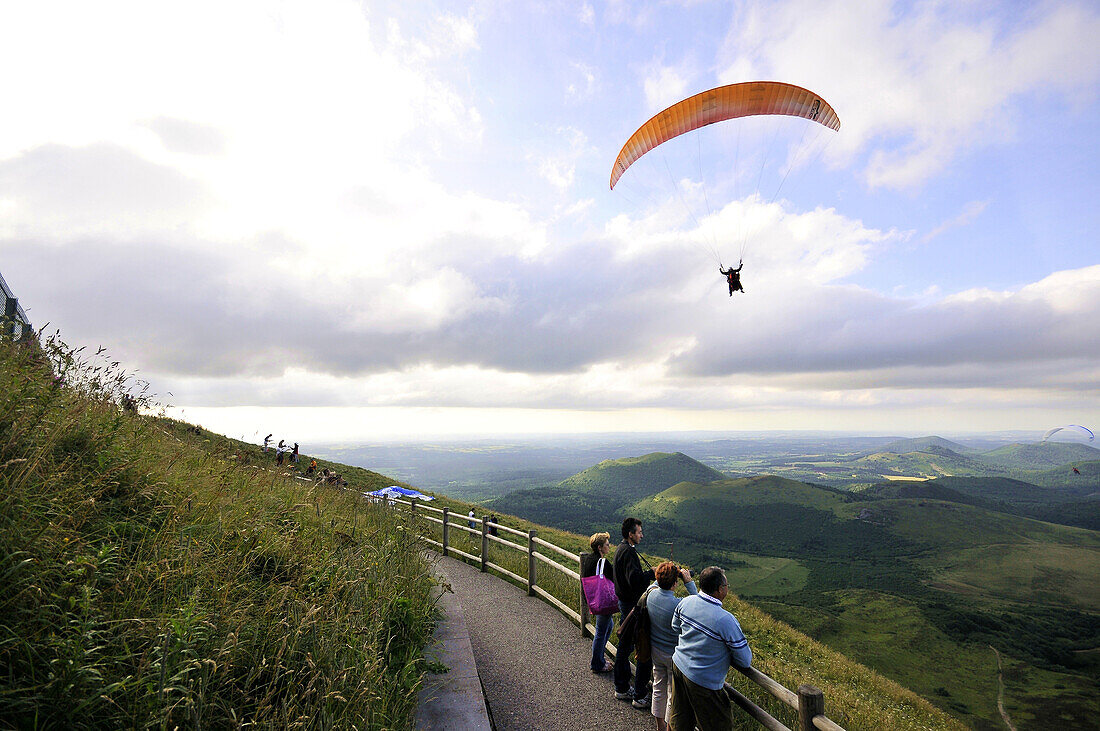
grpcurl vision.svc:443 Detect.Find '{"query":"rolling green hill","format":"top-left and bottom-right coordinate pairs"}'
top-left (558, 451), bottom-right (727, 502)
top-left (976, 441), bottom-right (1100, 470)
top-left (868, 436), bottom-right (975, 455)
top-left (485, 451), bottom-right (726, 534)
top-left (1028, 459), bottom-right (1100, 489)
top-left (852, 447), bottom-right (996, 479)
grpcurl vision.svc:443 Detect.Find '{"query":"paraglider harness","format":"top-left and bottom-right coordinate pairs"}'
top-left (720, 260), bottom-right (744, 295)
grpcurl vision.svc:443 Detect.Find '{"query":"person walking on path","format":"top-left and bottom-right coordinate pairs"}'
top-left (613, 517), bottom-right (656, 706)
top-left (645, 561), bottom-right (698, 730)
top-left (669, 566), bottom-right (753, 731)
top-left (581, 532), bottom-right (616, 674)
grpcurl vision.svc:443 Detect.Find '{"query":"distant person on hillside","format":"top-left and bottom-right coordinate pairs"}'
top-left (275, 445), bottom-right (285, 467)
top-left (669, 566), bottom-right (752, 731)
top-left (307, 459), bottom-right (317, 476)
top-left (646, 561), bottom-right (698, 729)
top-left (582, 532), bottom-right (616, 673)
top-left (468, 509), bottom-right (476, 530)
top-left (614, 517), bottom-right (656, 705)
top-left (489, 514), bottom-right (499, 536)
top-left (292, 443), bottom-right (299, 463)
top-left (263, 434), bottom-right (272, 452)
top-left (278, 439), bottom-right (286, 451)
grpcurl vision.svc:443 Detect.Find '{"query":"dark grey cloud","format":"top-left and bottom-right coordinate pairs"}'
top-left (2, 232), bottom-right (698, 380)
top-left (670, 277), bottom-right (1100, 380)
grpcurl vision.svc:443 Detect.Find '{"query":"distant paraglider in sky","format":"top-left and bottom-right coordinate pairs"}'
top-left (1041, 424), bottom-right (1095, 443)
top-left (609, 81), bottom-right (841, 298)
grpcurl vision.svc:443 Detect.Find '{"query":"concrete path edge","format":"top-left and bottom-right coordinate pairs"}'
top-left (415, 556), bottom-right (493, 730)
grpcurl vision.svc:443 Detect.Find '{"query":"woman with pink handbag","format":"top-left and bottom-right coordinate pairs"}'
top-left (581, 532), bottom-right (618, 673)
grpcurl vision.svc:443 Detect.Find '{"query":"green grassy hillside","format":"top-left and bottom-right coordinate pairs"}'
top-left (869, 436), bottom-right (975, 455)
top-left (977, 442), bottom-right (1100, 470)
top-left (559, 451), bottom-right (727, 495)
top-left (485, 451), bottom-right (726, 534)
top-left (871, 476), bottom-right (1100, 530)
top-left (1029, 459), bottom-right (1100, 488)
top-left (0, 337), bottom-right (437, 728)
top-left (854, 447), bottom-right (995, 478)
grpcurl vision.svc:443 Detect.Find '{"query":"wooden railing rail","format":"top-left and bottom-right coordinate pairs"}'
top-left (388, 497), bottom-right (845, 731)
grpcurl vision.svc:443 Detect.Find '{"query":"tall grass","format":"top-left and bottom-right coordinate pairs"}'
top-left (0, 334), bottom-right (436, 729)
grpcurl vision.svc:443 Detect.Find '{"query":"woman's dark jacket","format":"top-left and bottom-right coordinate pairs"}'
top-left (581, 551), bottom-right (614, 579)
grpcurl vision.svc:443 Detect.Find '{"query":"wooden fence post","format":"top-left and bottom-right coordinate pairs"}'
top-left (480, 517), bottom-right (489, 572)
top-left (527, 529), bottom-right (537, 596)
top-left (798, 684), bottom-right (824, 731)
top-left (579, 551), bottom-right (590, 637)
top-left (442, 507), bottom-right (449, 556)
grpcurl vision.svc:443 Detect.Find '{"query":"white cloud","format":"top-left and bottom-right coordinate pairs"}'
top-left (530, 127), bottom-right (591, 193)
top-left (644, 62), bottom-right (695, 112)
top-left (920, 200), bottom-right (988, 244)
top-left (718, 0), bottom-right (1100, 188)
top-left (566, 62), bottom-right (598, 101)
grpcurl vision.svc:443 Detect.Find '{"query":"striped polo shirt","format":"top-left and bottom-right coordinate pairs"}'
top-left (671, 593), bottom-right (752, 690)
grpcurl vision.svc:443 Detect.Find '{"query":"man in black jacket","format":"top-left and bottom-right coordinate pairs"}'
top-left (613, 517), bottom-right (656, 707)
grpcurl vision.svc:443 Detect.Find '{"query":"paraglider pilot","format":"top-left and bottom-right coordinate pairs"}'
top-left (720, 261), bottom-right (744, 296)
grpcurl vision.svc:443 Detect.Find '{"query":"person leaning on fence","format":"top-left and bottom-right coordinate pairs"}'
top-left (613, 517), bottom-right (656, 705)
top-left (647, 561), bottom-right (698, 730)
top-left (581, 532), bottom-right (616, 674)
top-left (467, 509), bottom-right (476, 530)
top-left (669, 566), bottom-right (752, 731)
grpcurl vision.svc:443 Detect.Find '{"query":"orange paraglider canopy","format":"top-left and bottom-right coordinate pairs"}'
top-left (610, 81), bottom-right (841, 190)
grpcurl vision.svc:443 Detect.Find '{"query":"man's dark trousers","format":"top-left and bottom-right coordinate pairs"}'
top-left (614, 599), bottom-right (652, 699)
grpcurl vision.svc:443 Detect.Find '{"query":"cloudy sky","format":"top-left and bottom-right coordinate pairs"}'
top-left (2, 0), bottom-right (1098, 441)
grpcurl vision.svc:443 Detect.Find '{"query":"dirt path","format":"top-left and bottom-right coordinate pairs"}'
top-left (989, 645), bottom-right (1017, 731)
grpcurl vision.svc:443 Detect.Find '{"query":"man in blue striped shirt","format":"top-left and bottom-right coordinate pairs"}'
top-left (669, 566), bottom-right (752, 730)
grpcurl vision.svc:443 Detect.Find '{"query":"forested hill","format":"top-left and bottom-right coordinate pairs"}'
top-left (976, 441), bottom-right (1100, 469)
top-left (867, 436), bottom-right (974, 455)
top-left (484, 451), bottom-right (726, 535)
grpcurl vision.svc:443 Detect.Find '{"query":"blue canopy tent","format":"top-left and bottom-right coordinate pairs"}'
top-left (365, 485), bottom-right (435, 501)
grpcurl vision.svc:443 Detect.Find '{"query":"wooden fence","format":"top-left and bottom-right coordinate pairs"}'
top-left (389, 497), bottom-right (846, 731)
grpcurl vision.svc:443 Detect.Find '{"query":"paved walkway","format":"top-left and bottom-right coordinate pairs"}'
top-left (415, 560), bottom-right (492, 730)
top-left (431, 552), bottom-right (646, 731)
